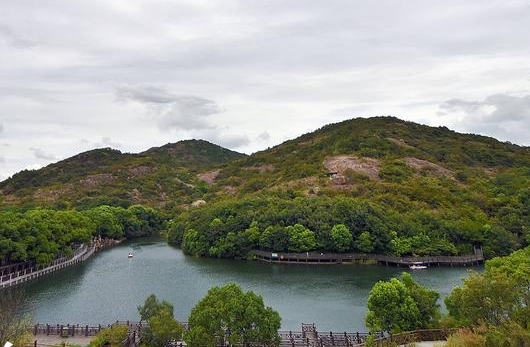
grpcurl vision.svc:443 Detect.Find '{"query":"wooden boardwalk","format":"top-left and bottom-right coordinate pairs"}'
top-left (30, 321), bottom-right (457, 347)
top-left (0, 238), bottom-right (121, 290)
top-left (254, 248), bottom-right (483, 267)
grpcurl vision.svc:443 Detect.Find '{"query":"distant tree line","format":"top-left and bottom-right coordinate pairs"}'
top-left (0, 205), bottom-right (165, 265)
top-left (168, 193), bottom-right (529, 259)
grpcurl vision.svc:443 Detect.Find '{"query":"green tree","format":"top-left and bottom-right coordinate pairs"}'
top-left (259, 226), bottom-right (289, 252)
top-left (287, 224), bottom-right (317, 252)
top-left (400, 273), bottom-right (440, 328)
top-left (366, 277), bottom-right (422, 333)
top-left (329, 224), bottom-right (352, 252)
top-left (83, 206), bottom-right (124, 239)
top-left (355, 231), bottom-right (374, 253)
top-left (185, 283), bottom-right (281, 347)
top-left (137, 294), bottom-right (174, 321)
top-left (137, 295), bottom-right (183, 347)
top-left (445, 246), bottom-right (530, 328)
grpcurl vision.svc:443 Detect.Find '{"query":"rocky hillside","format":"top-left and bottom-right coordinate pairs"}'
top-left (170, 117), bottom-right (530, 259)
top-left (0, 140), bottom-right (245, 210)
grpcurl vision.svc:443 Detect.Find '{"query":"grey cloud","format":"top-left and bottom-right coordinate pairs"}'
top-left (440, 94), bottom-right (530, 123)
top-left (0, 123), bottom-right (3, 134)
top-left (258, 131), bottom-right (270, 141)
top-left (116, 84), bottom-right (222, 131)
top-left (439, 93), bottom-right (530, 144)
top-left (0, 24), bottom-right (35, 49)
top-left (0, 156), bottom-right (5, 163)
top-left (30, 147), bottom-right (57, 160)
top-left (116, 84), bottom-right (250, 148)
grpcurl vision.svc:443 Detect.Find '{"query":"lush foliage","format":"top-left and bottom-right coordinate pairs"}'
top-left (185, 283), bottom-right (281, 347)
top-left (89, 324), bottom-right (129, 347)
top-left (445, 246), bottom-right (530, 329)
top-left (0, 205), bottom-right (165, 265)
top-left (366, 272), bottom-right (440, 333)
top-left (137, 294), bottom-right (184, 347)
top-left (443, 246), bottom-right (530, 345)
top-left (170, 195), bottom-right (495, 258)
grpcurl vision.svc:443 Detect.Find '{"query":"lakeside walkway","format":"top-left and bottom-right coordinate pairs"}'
top-left (29, 322), bottom-right (454, 347)
top-left (254, 248), bottom-right (484, 267)
top-left (0, 244), bottom-right (95, 289)
top-left (0, 238), bottom-right (120, 290)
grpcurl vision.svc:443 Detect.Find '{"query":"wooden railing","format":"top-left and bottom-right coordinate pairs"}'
top-left (30, 322), bottom-right (457, 347)
top-left (0, 238), bottom-right (122, 290)
top-left (0, 245), bottom-right (95, 289)
top-left (356, 329), bottom-right (458, 347)
top-left (254, 249), bottom-right (484, 267)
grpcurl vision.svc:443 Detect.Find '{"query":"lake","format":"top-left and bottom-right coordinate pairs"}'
top-left (21, 238), bottom-right (478, 332)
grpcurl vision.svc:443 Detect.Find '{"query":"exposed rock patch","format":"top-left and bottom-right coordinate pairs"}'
top-left (386, 137), bottom-right (415, 150)
top-left (404, 157), bottom-right (453, 178)
top-left (197, 169), bottom-right (221, 184)
top-left (127, 166), bottom-right (153, 177)
top-left (323, 156), bottom-right (380, 181)
top-left (33, 187), bottom-right (69, 202)
top-left (79, 173), bottom-right (115, 188)
top-left (191, 199), bottom-right (206, 207)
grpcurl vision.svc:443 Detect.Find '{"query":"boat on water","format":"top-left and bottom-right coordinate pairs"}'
top-left (409, 263), bottom-right (427, 270)
top-left (128, 252), bottom-right (133, 258)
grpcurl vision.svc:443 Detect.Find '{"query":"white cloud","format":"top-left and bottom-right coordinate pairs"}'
top-left (94, 137), bottom-right (123, 148)
top-left (438, 93), bottom-right (530, 144)
top-left (1, 0), bottom-right (530, 179)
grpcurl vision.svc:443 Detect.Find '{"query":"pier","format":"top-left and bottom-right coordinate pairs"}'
top-left (254, 247), bottom-right (484, 267)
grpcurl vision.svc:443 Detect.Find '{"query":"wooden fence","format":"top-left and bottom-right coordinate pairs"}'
top-left (254, 248), bottom-right (484, 267)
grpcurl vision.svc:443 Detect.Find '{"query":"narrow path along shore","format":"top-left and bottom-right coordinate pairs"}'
top-left (0, 238), bottom-right (121, 289)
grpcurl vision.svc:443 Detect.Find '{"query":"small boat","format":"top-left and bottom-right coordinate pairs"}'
top-left (409, 263), bottom-right (427, 270)
top-left (128, 252), bottom-right (133, 258)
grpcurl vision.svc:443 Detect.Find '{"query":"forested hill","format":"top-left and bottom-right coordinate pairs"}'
top-left (3, 116), bottom-right (530, 259)
top-left (169, 117), bottom-right (530, 259)
top-left (0, 139), bottom-right (245, 210)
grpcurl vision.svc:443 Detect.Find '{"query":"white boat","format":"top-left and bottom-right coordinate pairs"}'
top-left (128, 252), bottom-right (133, 258)
top-left (409, 263), bottom-right (427, 270)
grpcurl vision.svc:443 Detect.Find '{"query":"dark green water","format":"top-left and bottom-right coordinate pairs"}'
top-left (21, 238), bottom-right (477, 332)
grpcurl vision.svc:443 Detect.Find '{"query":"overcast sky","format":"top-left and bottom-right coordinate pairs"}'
top-left (1, 0), bottom-right (530, 181)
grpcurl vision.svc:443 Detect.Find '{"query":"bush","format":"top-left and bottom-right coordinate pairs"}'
top-left (90, 325), bottom-right (129, 347)
top-left (445, 329), bottom-right (486, 347)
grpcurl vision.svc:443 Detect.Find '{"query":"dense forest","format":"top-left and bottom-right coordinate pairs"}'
top-left (0, 205), bottom-right (165, 265)
top-left (2, 117), bottom-right (530, 260)
top-left (168, 117), bottom-right (530, 259)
